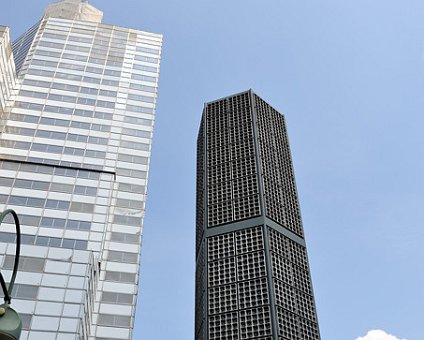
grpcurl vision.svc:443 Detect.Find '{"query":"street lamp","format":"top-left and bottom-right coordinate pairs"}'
top-left (0, 209), bottom-right (22, 340)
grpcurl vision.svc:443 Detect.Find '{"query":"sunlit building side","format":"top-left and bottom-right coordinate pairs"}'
top-left (0, 1), bottom-right (162, 339)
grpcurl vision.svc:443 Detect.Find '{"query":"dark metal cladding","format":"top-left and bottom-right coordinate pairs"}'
top-left (195, 90), bottom-right (321, 340)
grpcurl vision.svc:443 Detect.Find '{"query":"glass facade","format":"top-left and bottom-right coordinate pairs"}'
top-left (0, 26), bottom-right (16, 114)
top-left (195, 91), bottom-right (321, 340)
top-left (0, 1), bottom-right (162, 339)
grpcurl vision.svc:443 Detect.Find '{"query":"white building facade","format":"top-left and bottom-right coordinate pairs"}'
top-left (0, 1), bottom-right (162, 339)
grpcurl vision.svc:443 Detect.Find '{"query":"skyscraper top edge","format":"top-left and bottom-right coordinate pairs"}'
top-left (204, 89), bottom-right (254, 106)
top-left (0, 26), bottom-right (10, 36)
top-left (37, 16), bottom-right (164, 40)
top-left (204, 89), bottom-right (285, 116)
top-left (44, 0), bottom-right (103, 23)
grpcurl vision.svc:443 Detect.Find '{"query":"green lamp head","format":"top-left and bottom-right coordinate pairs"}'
top-left (0, 304), bottom-right (22, 340)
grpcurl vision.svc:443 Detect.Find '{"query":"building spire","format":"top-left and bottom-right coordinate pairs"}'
top-left (44, 0), bottom-right (103, 23)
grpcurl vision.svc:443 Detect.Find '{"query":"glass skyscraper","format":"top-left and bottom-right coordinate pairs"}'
top-left (0, 1), bottom-right (162, 339)
top-left (195, 90), bottom-right (320, 340)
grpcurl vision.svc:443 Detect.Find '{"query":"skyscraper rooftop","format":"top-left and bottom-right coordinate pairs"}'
top-left (44, 0), bottom-right (103, 23)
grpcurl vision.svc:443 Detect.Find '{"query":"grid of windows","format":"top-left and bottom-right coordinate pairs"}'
top-left (0, 27), bottom-right (16, 112)
top-left (255, 94), bottom-right (303, 237)
top-left (205, 93), bottom-right (261, 227)
top-left (0, 2), bottom-right (162, 339)
top-left (196, 91), bottom-right (320, 340)
top-left (269, 228), bottom-right (319, 338)
top-left (195, 242), bottom-right (206, 339)
top-left (206, 226), bottom-right (270, 339)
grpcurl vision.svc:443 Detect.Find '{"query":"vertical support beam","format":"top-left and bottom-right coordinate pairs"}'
top-left (202, 108), bottom-right (209, 340)
top-left (249, 90), bottom-right (279, 340)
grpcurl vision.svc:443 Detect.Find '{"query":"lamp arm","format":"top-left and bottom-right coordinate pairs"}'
top-left (0, 210), bottom-right (21, 304)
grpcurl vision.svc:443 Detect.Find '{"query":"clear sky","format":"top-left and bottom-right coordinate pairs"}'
top-left (1, 1), bottom-right (423, 339)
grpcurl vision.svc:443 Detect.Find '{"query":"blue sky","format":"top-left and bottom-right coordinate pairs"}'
top-left (1, 1), bottom-right (423, 339)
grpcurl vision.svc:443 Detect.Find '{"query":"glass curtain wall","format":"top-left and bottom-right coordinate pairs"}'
top-left (0, 6), bottom-right (162, 340)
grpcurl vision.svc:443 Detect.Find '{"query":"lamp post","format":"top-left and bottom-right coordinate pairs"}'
top-left (0, 209), bottom-right (22, 340)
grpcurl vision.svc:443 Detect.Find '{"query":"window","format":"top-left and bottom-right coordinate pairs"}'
top-left (62, 53), bottom-right (88, 62)
top-left (99, 89), bottom-right (117, 97)
top-left (64, 147), bottom-right (84, 156)
top-left (66, 220), bottom-right (91, 231)
top-left (129, 83), bottom-right (156, 93)
top-left (44, 105), bottom-right (73, 116)
top-left (96, 100), bottom-right (115, 109)
top-left (107, 250), bottom-right (138, 264)
top-left (116, 168), bottom-right (147, 178)
top-left (12, 284), bottom-right (39, 299)
top-left (101, 79), bottom-right (119, 86)
top-left (41, 217), bottom-right (66, 228)
top-left (91, 123), bottom-right (110, 132)
top-left (74, 185), bottom-right (97, 196)
top-left (101, 292), bottom-right (133, 305)
top-left (46, 199), bottom-right (70, 210)
top-left (19, 90), bottom-right (48, 99)
top-left (85, 150), bottom-right (106, 159)
top-left (132, 64), bottom-right (157, 73)
top-left (103, 69), bottom-right (121, 77)
top-left (35, 130), bottom-right (66, 140)
top-left (50, 183), bottom-right (74, 193)
top-left (20, 163), bottom-right (54, 174)
top-left (51, 82), bottom-right (79, 92)
top-left (85, 66), bottom-right (103, 74)
top-left (124, 116), bottom-right (153, 126)
top-left (31, 143), bottom-right (63, 153)
top-left (105, 271), bottom-right (136, 283)
top-left (0, 177), bottom-right (14, 187)
top-left (118, 154), bottom-right (148, 164)
top-left (55, 72), bottom-right (82, 81)
top-left (118, 182), bottom-right (145, 194)
top-left (54, 167), bottom-right (78, 177)
top-left (83, 76), bottom-right (101, 84)
top-left (48, 94), bottom-right (76, 103)
top-left (98, 314), bottom-right (131, 328)
top-left (131, 74), bottom-right (157, 83)
top-left (70, 202), bottom-right (94, 213)
top-left (112, 215), bottom-right (141, 227)
top-left (121, 128), bottom-right (151, 139)
top-left (0, 232), bottom-right (15, 243)
top-left (134, 55), bottom-right (158, 64)
top-left (88, 136), bottom-right (108, 145)
top-left (23, 79), bottom-right (51, 88)
top-left (9, 196), bottom-right (45, 208)
top-left (80, 87), bottom-right (98, 95)
top-left (94, 111), bottom-right (113, 120)
top-left (14, 179), bottom-right (50, 190)
top-left (136, 46), bottom-right (160, 55)
top-left (127, 93), bottom-right (155, 103)
top-left (58, 62), bottom-right (85, 71)
top-left (20, 313), bottom-right (32, 330)
top-left (77, 97), bottom-right (96, 106)
top-left (17, 215), bottom-right (40, 226)
top-left (65, 44), bottom-right (90, 53)
top-left (70, 120), bottom-right (90, 129)
top-left (116, 198), bottom-right (143, 209)
top-left (126, 104), bottom-right (153, 114)
top-left (3, 255), bottom-right (45, 272)
top-left (111, 232), bottom-right (140, 244)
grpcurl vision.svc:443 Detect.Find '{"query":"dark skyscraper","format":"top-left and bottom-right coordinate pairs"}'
top-left (195, 90), bottom-right (320, 340)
